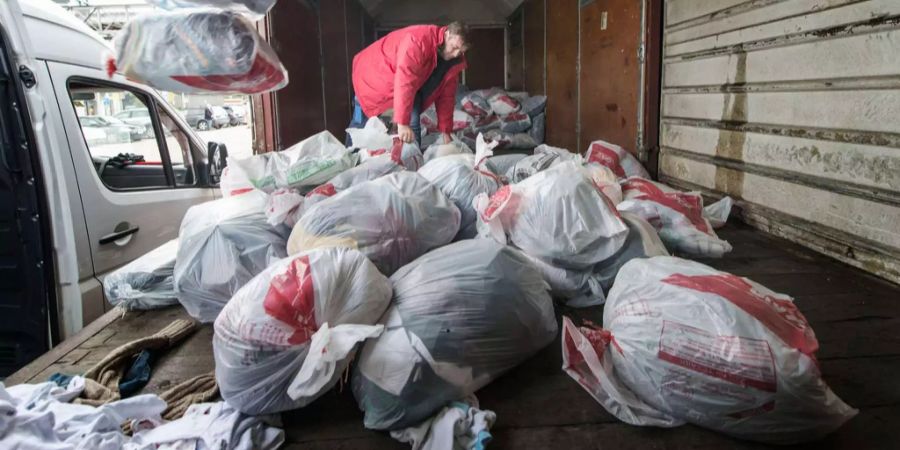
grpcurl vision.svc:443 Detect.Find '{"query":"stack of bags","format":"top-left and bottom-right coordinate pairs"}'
top-left (421, 88), bottom-right (547, 150)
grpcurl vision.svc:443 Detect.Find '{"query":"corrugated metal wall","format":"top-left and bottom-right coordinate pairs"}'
top-left (659, 0), bottom-right (900, 283)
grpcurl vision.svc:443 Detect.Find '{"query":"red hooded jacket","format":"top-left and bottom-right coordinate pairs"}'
top-left (352, 25), bottom-right (467, 134)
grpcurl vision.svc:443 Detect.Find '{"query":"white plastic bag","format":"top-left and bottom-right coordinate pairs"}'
top-left (483, 153), bottom-right (526, 178)
top-left (584, 140), bottom-right (650, 180)
top-left (499, 112), bottom-right (531, 133)
top-left (231, 130), bottom-right (356, 193)
top-left (483, 130), bottom-right (538, 150)
top-left (264, 187), bottom-right (305, 228)
top-left (352, 239), bottom-right (557, 430)
top-left (418, 134), bottom-right (502, 240)
top-left (472, 114), bottom-right (501, 133)
top-left (305, 144), bottom-right (417, 209)
top-left (452, 110), bottom-right (475, 132)
top-left (110, 10), bottom-right (287, 94)
top-left (288, 172), bottom-right (460, 275)
top-left (618, 177), bottom-right (732, 257)
top-left (423, 140), bottom-right (473, 164)
top-left (146, 0), bottom-right (276, 20)
top-left (487, 91), bottom-right (521, 116)
top-left (475, 161), bottom-right (628, 269)
top-left (460, 92), bottom-right (490, 118)
top-left (104, 239), bottom-right (179, 310)
top-left (523, 253), bottom-right (605, 308)
top-left (522, 95), bottom-right (547, 118)
top-left (562, 256), bottom-right (857, 445)
top-left (504, 150), bottom-right (565, 184)
top-left (357, 137), bottom-right (424, 171)
top-left (219, 161), bottom-right (254, 197)
top-left (174, 191), bottom-right (289, 322)
top-left (214, 247), bottom-right (392, 414)
top-left (346, 117), bottom-right (394, 152)
top-left (592, 212), bottom-right (668, 291)
top-left (704, 196), bottom-right (734, 229)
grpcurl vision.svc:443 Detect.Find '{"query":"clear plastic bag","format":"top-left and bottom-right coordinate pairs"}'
top-left (346, 117), bottom-right (394, 152)
top-left (231, 130), bottom-right (356, 193)
top-left (483, 130), bottom-right (537, 150)
top-left (529, 113), bottom-right (546, 144)
top-left (452, 110), bottom-right (475, 132)
top-left (352, 239), bottom-right (557, 430)
top-left (562, 256), bottom-right (857, 444)
top-left (104, 239), bottom-right (179, 310)
top-left (110, 10), bottom-right (287, 94)
top-left (219, 161), bottom-right (254, 197)
top-left (418, 134), bottom-right (502, 240)
top-left (472, 114), bottom-right (501, 133)
top-left (504, 152), bottom-right (561, 183)
top-left (584, 140), bottom-right (650, 180)
top-left (499, 112), bottom-right (531, 133)
top-left (214, 247), bottom-right (392, 415)
top-left (356, 137), bottom-right (424, 171)
top-left (487, 91), bottom-right (521, 116)
top-left (483, 153), bottom-right (526, 178)
top-left (475, 161), bottom-right (628, 269)
top-left (522, 95), bottom-right (547, 118)
top-left (287, 172), bottom-right (460, 275)
top-left (618, 177), bottom-right (732, 257)
top-left (460, 92), bottom-right (491, 119)
top-left (264, 187), bottom-right (305, 228)
top-left (593, 212), bottom-right (668, 291)
top-left (423, 140), bottom-right (473, 164)
top-left (146, 0), bottom-right (276, 20)
top-left (523, 253), bottom-right (605, 308)
top-left (174, 191), bottom-right (290, 322)
top-left (704, 196), bottom-right (734, 229)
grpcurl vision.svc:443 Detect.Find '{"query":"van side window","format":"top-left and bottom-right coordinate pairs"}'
top-left (158, 108), bottom-right (196, 186)
top-left (68, 80), bottom-right (177, 190)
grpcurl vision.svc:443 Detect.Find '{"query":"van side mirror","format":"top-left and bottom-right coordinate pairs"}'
top-left (207, 141), bottom-right (228, 185)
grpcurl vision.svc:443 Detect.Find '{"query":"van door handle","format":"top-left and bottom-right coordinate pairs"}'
top-left (99, 226), bottom-right (140, 245)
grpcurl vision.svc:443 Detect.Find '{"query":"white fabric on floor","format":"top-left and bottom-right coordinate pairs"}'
top-left (390, 396), bottom-right (496, 450)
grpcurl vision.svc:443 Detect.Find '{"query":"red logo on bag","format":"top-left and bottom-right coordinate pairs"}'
top-left (367, 149), bottom-right (388, 157)
top-left (306, 183), bottom-right (336, 198)
top-left (390, 138), bottom-right (405, 166)
top-left (263, 256), bottom-right (318, 345)
top-left (482, 186), bottom-right (512, 220)
top-left (662, 273), bottom-right (818, 356)
top-left (622, 178), bottom-right (711, 234)
top-left (587, 142), bottom-right (626, 178)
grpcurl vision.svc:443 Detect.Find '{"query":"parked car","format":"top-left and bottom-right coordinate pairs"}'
top-left (210, 106), bottom-right (230, 128)
top-left (223, 105), bottom-right (247, 126)
top-left (79, 115), bottom-right (145, 142)
top-left (182, 107), bottom-right (212, 131)
top-left (113, 108), bottom-right (153, 138)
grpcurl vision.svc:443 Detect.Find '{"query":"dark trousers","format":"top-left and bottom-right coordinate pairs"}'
top-left (347, 94), bottom-right (422, 147)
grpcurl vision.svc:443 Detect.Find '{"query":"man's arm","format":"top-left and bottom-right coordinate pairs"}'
top-left (393, 36), bottom-right (427, 129)
top-left (434, 73), bottom-right (460, 144)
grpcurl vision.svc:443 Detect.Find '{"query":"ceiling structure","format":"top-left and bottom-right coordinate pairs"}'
top-left (359, 0), bottom-right (526, 27)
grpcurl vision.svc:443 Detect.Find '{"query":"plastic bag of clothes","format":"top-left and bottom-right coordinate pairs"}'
top-left (618, 177), bottom-right (732, 257)
top-left (529, 113), bottom-right (546, 143)
top-left (475, 161), bottom-right (628, 269)
top-left (472, 114), bottom-right (501, 133)
top-left (423, 140), bottom-right (473, 163)
top-left (109, 10), bottom-right (287, 94)
top-left (146, 0), bottom-right (276, 20)
top-left (356, 137), bottom-right (424, 171)
top-left (104, 239), bottom-right (179, 310)
top-left (504, 150), bottom-right (563, 183)
top-left (352, 239), bottom-right (557, 430)
top-left (420, 107), bottom-right (439, 134)
top-left (487, 91), bottom-right (521, 116)
top-left (522, 95), bottom-right (547, 118)
top-left (562, 256), bottom-right (857, 445)
top-left (287, 172), bottom-right (460, 275)
top-left (499, 112), bottom-right (531, 133)
top-left (452, 110), bottom-right (475, 132)
top-left (231, 130), bottom-right (356, 193)
top-left (418, 134), bottom-right (502, 240)
top-left (460, 92), bottom-right (491, 119)
top-left (523, 253), bottom-right (605, 307)
top-left (704, 196), bottom-right (734, 229)
top-left (346, 117), bottom-right (394, 152)
top-left (219, 161), bottom-right (254, 197)
top-left (264, 188), bottom-right (305, 228)
top-left (483, 153), bottom-right (526, 178)
top-left (174, 191), bottom-right (289, 322)
top-left (483, 130), bottom-right (537, 150)
top-left (584, 140), bottom-right (650, 180)
top-left (593, 212), bottom-right (668, 291)
top-left (214, 247), bottom-right (392, 415)
top-left (583, 162), bottom-right (623, 205)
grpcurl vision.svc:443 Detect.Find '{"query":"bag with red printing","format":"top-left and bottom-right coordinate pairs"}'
top-left (460, 92), bottom-right (491, 118)
top-left (452, 110), bottom-right (475, 132)
top-left (499, 112), bottom-right (531, 133)
top-left (562, 256), bottom-right (857, 445)
top-left (584, 140), bottom-right (649, 180)
top-left (110, 10), bottom-right (287, 94)
top-left (617, 177), bottom-right (732, 257)
top-left (487, 91), bottom-right (521, 116)
top-left (214, 247), bottom-right (392, 415)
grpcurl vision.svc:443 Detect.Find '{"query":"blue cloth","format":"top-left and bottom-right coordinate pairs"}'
top-left (346, 95), bottom-right (422, 148)
top-left (118, 349), bottom-right (155, 397)
top-left (48, 372), bottom-right (75, 388)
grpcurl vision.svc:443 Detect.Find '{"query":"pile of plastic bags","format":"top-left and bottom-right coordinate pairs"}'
top-left (110, 8), bottom-right (287, 94)
top-left (562, 256), bottom-right (857, 445)
top-left (104, 239), bottom-right (180, 310)
top-left (174, 190), bottom-right (289, 322)
top-left (352, 239), bottom-right (557, 430)
top-left (287, 172), bottom-right (460, 275)
top-left (214, 247), bottom-right (392, 414)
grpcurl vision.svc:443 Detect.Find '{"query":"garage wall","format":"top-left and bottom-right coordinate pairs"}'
top-left (659, 0), bottom-right (900, 283)
top-left (269, 0), bottom-right (374, 148)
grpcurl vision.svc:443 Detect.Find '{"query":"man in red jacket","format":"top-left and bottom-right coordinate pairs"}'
top-left (349, 22), bottom-right (469, 147)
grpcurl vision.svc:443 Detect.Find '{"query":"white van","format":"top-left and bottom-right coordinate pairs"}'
top-left (0, 0), bottom-right (229, 374)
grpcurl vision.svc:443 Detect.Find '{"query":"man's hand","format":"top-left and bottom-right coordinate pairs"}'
top-left (441, 133), bottom-right (453, 144)
top-left (397, 124), bottom-right (414, 143)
